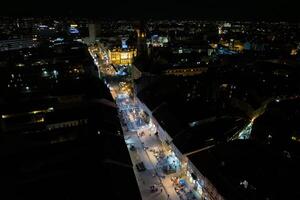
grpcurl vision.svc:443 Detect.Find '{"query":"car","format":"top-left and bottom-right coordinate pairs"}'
top-left (136, 162), bottom-right (146, 172)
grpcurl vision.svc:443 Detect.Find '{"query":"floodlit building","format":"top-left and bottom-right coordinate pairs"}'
top-left (108, 47), bottom-right (137, 65)
top-left (147, 35), bottom-right (169, 47)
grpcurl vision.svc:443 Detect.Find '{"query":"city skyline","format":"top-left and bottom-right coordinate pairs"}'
top-left (0, 9), bottom-right (299, 200)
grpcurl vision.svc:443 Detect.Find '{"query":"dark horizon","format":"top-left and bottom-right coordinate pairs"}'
top-left (2, 0), bottom-right (300, 22)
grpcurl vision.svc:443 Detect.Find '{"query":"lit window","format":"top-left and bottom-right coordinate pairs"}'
top-left (121, 53), bottom-right (128, 59)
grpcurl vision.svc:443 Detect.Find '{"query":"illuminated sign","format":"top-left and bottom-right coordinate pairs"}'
top-left (69, 27), bottom-right (79, 34)
top-left (53, 38), bottom-right (64, 42)
top-left (70, 24), bottom-right (78, 28)
top-left (38, 25), bottom-right (48, 28)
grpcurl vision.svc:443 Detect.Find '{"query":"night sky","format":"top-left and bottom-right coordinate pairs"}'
top-left (3, 0), bottom-right (300, 21)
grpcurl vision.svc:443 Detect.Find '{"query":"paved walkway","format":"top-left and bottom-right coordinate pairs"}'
top-left (90, 47), bottom-right (199, 200)
top-left (119, 97), bottom-right (185, 200)
top-left (120, 97), bottom-right (200, 200)
top-left (122, 109), bottom-right (174, 200)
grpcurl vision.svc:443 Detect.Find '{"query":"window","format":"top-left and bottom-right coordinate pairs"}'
top-left (121, 53), bottom-right (128, 59)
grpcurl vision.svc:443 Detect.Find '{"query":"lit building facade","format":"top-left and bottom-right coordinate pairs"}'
top-left (147, 35), bottom-right (169, 47)
top-left (164, 67), bottom-right (208, 76)
top-left (108, 47), bottom-right (137, 65)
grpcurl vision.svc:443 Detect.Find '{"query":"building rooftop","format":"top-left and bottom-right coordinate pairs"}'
top-left (188, 139), bottom-right (300, 200)
top-left (0, 39), bottom-right (141, 199)
top-left (173, 116), bottom-right (247, 154)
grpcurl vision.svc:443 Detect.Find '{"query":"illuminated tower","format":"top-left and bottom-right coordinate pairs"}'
top-left (135, 21), bottom-right (147, 56)
top-left (88, 23), bottom-right (101, 44)
top-left (88, 23), bottom-right (96, 43)
top-left (121, 37), bottom-right (128, 49)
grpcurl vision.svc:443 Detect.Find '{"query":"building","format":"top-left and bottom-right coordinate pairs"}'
top-left (0, 39), bottom-right (141, 199)
top-left (135, 21), bottom-right (147, 56)
top-left (147, 34), bottom-right (169, 47)
top-left (187, 139), bottom-right (300, 200)
top-left (0, 36), bottom-right (38, 51)
top-left (108, 47), bottom-right (137, 65)
top-left (164, 67), bottom-right (208, 76)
